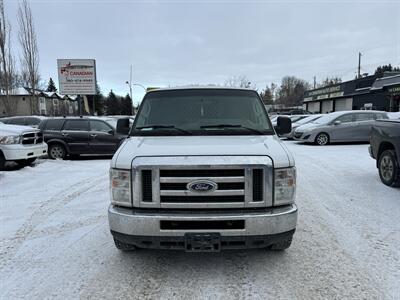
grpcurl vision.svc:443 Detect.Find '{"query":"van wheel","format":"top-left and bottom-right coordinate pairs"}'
top-left (378, 150), bottom-right (400, 187)
top-left (315, 133), bottom-right (329, 145)
top-left (269, 236), bottom-right (293, 250)
top-left (48, 144), bottom-right (66, 159)
top-left (113, 238), bottom-right (137, 251)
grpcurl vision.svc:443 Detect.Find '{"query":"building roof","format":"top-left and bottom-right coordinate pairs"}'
top-left (370, 74), bottom-right (400, 91)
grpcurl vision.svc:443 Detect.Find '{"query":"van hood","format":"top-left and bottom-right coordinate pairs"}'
top-left (111, 135), bottom-right (294, 169)
top-left (0, 123), bottom-right (39, 135)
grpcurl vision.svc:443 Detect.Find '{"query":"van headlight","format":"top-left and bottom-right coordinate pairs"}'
top-left (0, 135), bottom-right (21, 144)
top-left (274, 167), bottom-right (296, 205)
top-left (110, 168), bottom-right (132, 207)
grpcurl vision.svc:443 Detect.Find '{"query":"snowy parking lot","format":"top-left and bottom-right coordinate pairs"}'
top-left (1, 141), bottom-right (399, 299)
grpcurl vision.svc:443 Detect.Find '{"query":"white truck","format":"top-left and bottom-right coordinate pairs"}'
top-left (0, 122), bottom-right (48, 170)
top-left (108, 87), bottom-right (297, 252)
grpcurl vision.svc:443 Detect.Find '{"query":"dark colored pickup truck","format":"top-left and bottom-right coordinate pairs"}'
top-left (369, 119), bottom-right (400, 187)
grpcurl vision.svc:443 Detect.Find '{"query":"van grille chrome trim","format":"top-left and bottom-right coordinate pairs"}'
top-left (131, 156), bottom-right (273, 209)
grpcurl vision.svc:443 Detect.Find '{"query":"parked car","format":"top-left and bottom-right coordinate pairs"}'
top-left (0, 123), bottom-right (48, 170)
top-left (0, 116), bottom-right (46, 128)
top-left (294, 110), bottom-right (389, 145)
top-left (39, 117), bottom-right (130, 159)
top-left (369, 119), bottom-right (400, 187)
top-left (282, 114), bottom-right (322, 139)
top-left (108, 87), bottom-right (297, 252)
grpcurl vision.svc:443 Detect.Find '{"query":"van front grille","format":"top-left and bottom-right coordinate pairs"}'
top-left (136, 162), bottom-right (271, 209)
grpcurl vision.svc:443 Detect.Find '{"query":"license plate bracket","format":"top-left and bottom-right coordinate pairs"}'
top-left (185, 233), bottom-right (221, 252)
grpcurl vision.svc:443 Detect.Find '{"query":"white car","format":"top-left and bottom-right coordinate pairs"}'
top-left (0, 123), bottom-right (48, 170)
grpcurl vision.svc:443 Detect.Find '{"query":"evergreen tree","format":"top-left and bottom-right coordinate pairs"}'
top-left (120, 94), bottom-right (133, 115)
top-left (374, 64), bottom-right (400, 77)
top-left (105, 90), bottom-right (121, 115)
top-left (46, 77), bottom-right (57, 92)
top-left (88, 83), bottom-right (105, 115)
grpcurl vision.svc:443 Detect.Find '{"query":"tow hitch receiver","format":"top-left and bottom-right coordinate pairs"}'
top-left (185, 233), bottom-right (221, 252)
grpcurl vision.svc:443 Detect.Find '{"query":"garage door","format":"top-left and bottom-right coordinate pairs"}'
top-left (321, 100), bottom-right (333, 113)
top-left (335, 98), bottom-right (353, 111)
top-left (307, 102), bottom-right (320, 113)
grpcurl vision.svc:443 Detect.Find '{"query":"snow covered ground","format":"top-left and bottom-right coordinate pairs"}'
top-left (0, 142), bottom-right (399, 299)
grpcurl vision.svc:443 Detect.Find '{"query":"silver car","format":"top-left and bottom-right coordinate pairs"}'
top-left (294, 110), bottom-right (388, 145)
top-left (283, 114), bottom-right (322, 139)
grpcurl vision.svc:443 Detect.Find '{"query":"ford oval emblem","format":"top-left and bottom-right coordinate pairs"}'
top-left (187, 180), bottom-right (217, 193)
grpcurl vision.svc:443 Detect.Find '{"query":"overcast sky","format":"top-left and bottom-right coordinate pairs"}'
top-left (4, 0), bottom-right (400, 104)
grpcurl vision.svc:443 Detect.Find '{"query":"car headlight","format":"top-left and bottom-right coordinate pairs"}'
top-left (0, 135), bottom-right (21, 145)
top-left (110, 168), bottom-right (132, 207)
top-left (274, 167), bottom-right (296, 205)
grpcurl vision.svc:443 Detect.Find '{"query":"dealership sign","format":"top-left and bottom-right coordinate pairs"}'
top-left (57, 59), bottom-right (96, 95)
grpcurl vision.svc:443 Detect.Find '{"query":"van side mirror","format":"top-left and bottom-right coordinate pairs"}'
top-left (275, 116), bottom-right (292, 135)
top-left (333, 120), bottom-right (341, 126)
top-left (116, 118), bottom-right (130, 135)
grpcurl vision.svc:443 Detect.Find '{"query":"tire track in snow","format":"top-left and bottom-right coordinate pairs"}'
top-left (0, 175), bottom-right (106, 268)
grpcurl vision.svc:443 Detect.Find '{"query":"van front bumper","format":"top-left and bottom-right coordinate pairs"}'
top-left (108, 204), bottom-right (297, 249)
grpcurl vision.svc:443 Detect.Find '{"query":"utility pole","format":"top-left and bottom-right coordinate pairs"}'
top-left (358, 52), bottom-right (362, 79)
top-left (313, 76), bottom-right (316, 89)
top-left (125, 65), bottom-right (133, 111)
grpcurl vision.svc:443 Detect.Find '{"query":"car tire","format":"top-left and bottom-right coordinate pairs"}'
top-left (269, 236), bottom-right (293, 250)
top-left (315, 133), bottom-right (329, 146)
top-left (48, 143), bottom-right (67, 160)
top-left (113, 238), bottom-right (137, 251)
top-left (16, 157), bottom-right (37, 166)
top-left (378, 150), bottom-right (400, 187)
top-left (0, 152), bottom-right (5, 171)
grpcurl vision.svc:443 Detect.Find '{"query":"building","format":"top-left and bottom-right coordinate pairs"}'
top-left (303, 73), bottom-right (400, 113)
top-left (0, 87), bottom-right (78, 117)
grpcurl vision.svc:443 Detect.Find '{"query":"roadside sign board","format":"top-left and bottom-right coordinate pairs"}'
top-left (57, 59), bottom-right (96, 95)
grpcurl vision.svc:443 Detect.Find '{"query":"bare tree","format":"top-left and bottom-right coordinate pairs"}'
top-left (0, 0), bottom-right (17, 115)
top-left (224, 75), bottom-right (255, 89)
top-left (18, 0), bottom-right (40, 114)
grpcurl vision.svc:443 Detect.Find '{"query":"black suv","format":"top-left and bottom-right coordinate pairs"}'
top-left (39, 117), bottom-right (129, 159)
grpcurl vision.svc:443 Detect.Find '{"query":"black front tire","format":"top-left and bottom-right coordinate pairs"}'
top-left (0, 152), bottom-right (5, 170)
top-left (315, 133), bottom-right (330, 146)
top-left (113, 238), bottom-right (137, 251)
top-left (48, 143), bottom-right (66, 160)
top-left (269, 236), bottom-right (293, 250)
top-left (378, 150), bottom-right (400, 187)
top-left (16, 157), bottom-right (37, 166)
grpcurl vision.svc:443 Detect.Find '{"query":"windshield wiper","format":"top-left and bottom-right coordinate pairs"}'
top-left (200, 124), bottom-right (264, 134)
top-left (135, 125), bottom-right (192, 135)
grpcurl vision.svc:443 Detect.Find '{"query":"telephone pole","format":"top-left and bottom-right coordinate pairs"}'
top-left (358, 52), bottom-right (362, 79)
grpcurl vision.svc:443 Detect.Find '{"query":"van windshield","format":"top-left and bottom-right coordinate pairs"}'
top-left (131, 89), bottom-right (273, 136)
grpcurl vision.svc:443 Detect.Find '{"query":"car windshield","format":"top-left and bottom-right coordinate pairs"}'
top-left (132, 89), bottom-right (273, 136)
top-left (295, 115), bottom-right (321, 125)
top-left (311, 113), bottom-right (343, 124)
